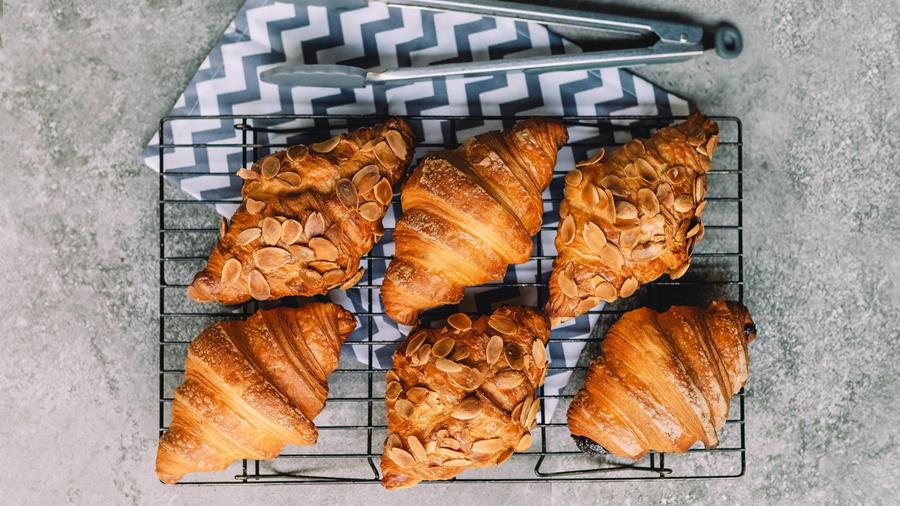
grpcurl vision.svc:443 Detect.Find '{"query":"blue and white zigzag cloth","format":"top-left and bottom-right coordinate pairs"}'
top-left (144, 0), bottom-right (689, 421)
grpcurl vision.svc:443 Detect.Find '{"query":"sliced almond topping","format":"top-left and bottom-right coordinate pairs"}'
top-left (286, 144), bottom-right (308, 161)
top-left (450, 397), bottom-right (482, 420)
top-left (619, 277), bottom-right (639, 298)
top-left (600, 175), bottom-right (627, 196)
top-left (624, 139), bottom-right (645, 157)
top-left (373, 178), bottom-right (393, 205)
top-left (504, 343), bottom-right (526, 370)
top-left (352, 165), bottom-right (380, 194)
top-left (674, 194), bottom-right (694, 213)
top-left (288, 244), bottom-right (315, 262)
top-left (389, 447), bottom-right (416, 468)
top-left (637, 188), bottom-right (660, 217)
top-left (248, 270), bottom-right (270, 300)
top-left (526, 398), bottom-right (540, 427)
top-left (494, 369), bottom-right (524, 389)
top-left (443, 459), bottom-right (472, 467)
top-left (559, 215), bottom-right (575, 245)
top-left (694, 176), bottom-right (706, 202)
top-left (386, 381), bottom-right (403, 401)
top-left (385, 433), bottom-right (401, 452)
top-left (384, 130), bottom-right (408, 159)
top-left (518, 397), bottom-right (533, 426)
top-left (594, 280), bottom-right (617, 301)
top-left (357, 202), bottom-right (381, 222)
top-left (577, 147), bottom-right (605, 167)
top-left (407, 387), bottom-right (428, 405)
top-left (236, 167), bottom-right (258, 180)
top-left (488, 314), bottom-right (517, 335)
top-left (260, 217), bottom-right (281, 245)
top-left (432, 337), bottom-right (455, 358)
top-left (218, 217), bottom-right (227, 239)
top-left (395, 398), bottom-right (414, 418)
top-left (309, 237), bottom-right (339, 261)
top-left (323, 269), bottom-right (345, 287)
top-left (336, 178), bottom-right (358, 209)
top-left (300, 212), bottom-right (323, 238)
top-left (426, 440), bottom-right (438, 455)
top-left (340, 267), bottom-right (365, 290)
top-left (632, 242), bottom-right (663, 261)
top-left (564, 169), bottom-right (583, 186)
top-left (447, 365), bottom-right (482, 391)
top-left (438, 447), bottom-right (465, 459)
top-left (687, 221), bottom-right (702, 238)
top-left (374, 141), bottom-right (398, 167)
top-left (615, 200), bottom-right (638, 221)
top-left (425, 391), bottom-right (441, 410)
top-left (260, 157), bottom-right (280, 179)
top-left (558, 269), bottom-right (580, 299)
top-left (471, 438), bottom-right (505, 454)
top-left (311, 135), bottom-right (341, 153)
top-left (447, 313), bottom-right (472, 331)
top-left (635, 158), bottom-right (657, 182)
top-left (221, 258), bottom-right (242, 286)
top-left (599, 243), bottom-right (625, 269)
top-left (582, 184), bottom-right (601, 208)
top-left (656, 183), bottom-right (674, 209)
top-left (280, 219), bottom-right (303, 245)
top-left (532, 340), bottom-right (547, 367)
top-left (706, 134), bottom-right (719, 157)
top-left (435, 357), bottom-right (463, 373)
top-left (276, 171), bottom-right (301, 186)
top-left (695, 200), bottom-right (708, 217)
top-left (245, 198), bottom-right (266, 215)
top-left (407, 435), bottom-right (427, 463)
top-left (440, 437), bottom-right (460, 450)
top-left (486, 335), bottom-right (503, 365)
top-left (582, 221), bottom-right (607, 252)
top-left (450, 344), bottom-right (470, 361)
top-left (405, 331), bottom-right (427, 357)
top-left (597, 189), bottom-right (616, 224)
top-left (623, 162), bottom-right (638, 178)
top-left (516, 433), bottom-right (532, 452)
top-left (415, 344), bottom-right (432, 366)
top-left (253, 246), bottom-right (291, 271)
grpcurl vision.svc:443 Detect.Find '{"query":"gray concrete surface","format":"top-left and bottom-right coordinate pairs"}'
top-left (0, 0), bottom-right (897, 504)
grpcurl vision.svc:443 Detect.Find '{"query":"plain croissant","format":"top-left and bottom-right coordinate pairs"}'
top-left (567, 301), bottom-right (756, 460)
top-left (381, 119), bottom-right (569, 325)
top-left (156, 303), bottom-right (356, 484)
top-left (188, 118), bottom-right (414, 305)
top-left (381, 307), bottom-right (551, 489)
top-left (547, 112), bottom-right (719, 324)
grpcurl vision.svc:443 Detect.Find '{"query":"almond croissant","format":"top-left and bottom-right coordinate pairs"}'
top-left (381, 306), bottom-right (551, 489)
top-left (381, 119), bottom-right (569, 325)
top-left (188, 118), bottom-right (414, 305)
top-left (567, 301), bottom-right (756, 460)
top-left (156, 303), bottom-right (356, 484)
top-left (547, 112), bottom-right (719, 324)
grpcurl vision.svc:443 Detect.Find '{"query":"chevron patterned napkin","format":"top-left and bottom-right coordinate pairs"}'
top-left (144, 0), bottom-right (689, 421)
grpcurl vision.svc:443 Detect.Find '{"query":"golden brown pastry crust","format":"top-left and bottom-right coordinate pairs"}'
top-left (546, 112), bottom-right (719, 324)
top-left (381, 119), bottom-right (569, 325)
top-left (380, 306), bottom-right (551, 489)
top-left (567, 301), bottom-right (755, 460)
top-left (156, 303), bottom-right (357, 484)
top-left (188, 118), bottom-right (414, 305)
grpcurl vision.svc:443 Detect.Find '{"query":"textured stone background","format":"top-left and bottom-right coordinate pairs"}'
top-left (0, 0), bottom-right (896, 504)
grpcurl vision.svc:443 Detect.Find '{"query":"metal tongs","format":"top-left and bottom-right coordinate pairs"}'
top-left (263, 0), bottom-right (742, 88)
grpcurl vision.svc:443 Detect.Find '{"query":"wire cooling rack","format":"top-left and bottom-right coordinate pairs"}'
top-left (158, 114), bottom-right (744, 485)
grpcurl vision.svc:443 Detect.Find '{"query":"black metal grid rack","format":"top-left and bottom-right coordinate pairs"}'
top-left (158, 114), bottom-right (744, 485)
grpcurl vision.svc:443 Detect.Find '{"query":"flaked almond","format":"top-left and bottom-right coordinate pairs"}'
top-left (435, 357), bottom-right (463, 373)
top-left (260, 157), bottom-right (281, 179)
top-left (594, 280), bottom-right (617, 301)
top-left (336, 178), bottom-right (358, 209)
top-left (447, 313), bottom-right (472, 331)
top-left (615, 200), bottom-right (638, 221)
top-left (432, 337), bottom-right (455, 358)
top-left (494, 369), bottom-right (524, 389)
top-left (440, 437), bottom-right (460, 450)
top-left (323, 269), bottom-right (345, 287)
top-left (373, 178), bottom-right (393, 205)
top-left (236, 167), bottom-right (258, 180)
top-left (425, 391), bottom-right (441, 410)
top-left (624, 162), bottom-right (638, 178)
top-left (624, 139), bottom-right (645, 157)
top-left (359, 201), bottom-right (382, 221)
top-left (559, 215), bottom-right (575, 245)
top-left (450, 397), bottom-right (482, 420)
top-left (288, 244), bottom-right (315, 262)
top-left (280, 219), bottom-right (303, 244)
top-left (557, 269), bottom-right (579, 299)
top-left (407, 435), bottom-right (427, 463)
top-left (352, 165), bottom-right (380, 194)
top-left (340, 267), bottom-right (365, 290)
top-left (695, 200), bottom-right (707, 217)
top-left (253, 247), bottom-right (291, 271)
top-left (518, 397), bottom-right (533, 426)
top-left (564, 169), bottom-right (583, 186)
top-left (237, 227), bottom-right (261, 246)
top-left (620, 277), bottom-right (639, 298)
top-left (384, 130), bottom-right (407, 159)
top-left (374, 141), bottom-right (398, 167)
top-left (532, 340), bottom-right (547, 367)
top-left (706, 134), bottom-right (719, 157)
top-left (438, 447), bottom-right (465, 459)
top-left (309, 237), bottom-right (339, 261)
top-left (276, 171), bottom-right (301, 186)
top-left (450, 344), bottom-right (470, 361)
top-left (600, 175), bottom-right (627, 197)
top-left (407, 388), bottom-right (429, 406)
top-left (694, 176), bottom-right (706, 202)
top-left (286, 144), bottom-right (308, 161)
top-left (472, 438), bottom-right (505, 454)
top-left (632, 242), bottom-right (663, 261)
top-left (385, 433), bottom-right (401, 452)
top-left (687, 221), bottom-right (702, 238)
top-left (486, 335), bottom-right (503, 365)
top-left (516, 433), bottom-right (532, 452)
top-left (674, 194), bottom-right (694, 213)
top-left (405, 331), bottom-right (427, 357)
top-left (395, 398), bottom-right (414, 418)
top-left (577, 147), bottom-right (605, 167)
top-left (260, 217), bottom-right (281, 245)
top-left (308, 260), bottom-right (339, 273)
top-left (656, 182), bottom-right (675, 209)
top-left (582, 221), bottom-right (606, 252)
top-left (415, 344), bottom-right (432, 366)
top-left (582, 184), bottom-right (600, 208)
top-left (389, 447), bottom-right (416, 468)
top-left (386, 381), bottom-right (403, 401)
top-left (448, 365), bottom-right (482, 391)
top-left (635, 158), bottom-right (657, 183)
top-left (637, 188), bottom-right (660, 217)
top-left (304, 212), bottom-right (325, 237)
top-left (443, 459), bottom-right (472, 467)
top-left (526, 399), bottom-right (540, 427)
top-left (426, 440), bottom-right (438, 455)
top-left (599, 243), bottom-right (625, 269)
top-left (504, 343), bottom-right (526, 370)
top-left (597, 189), bottom-right (616, 223)
top-left (248, 270), bottom-right (270, 300)
top-left (311, 135), bottom-right (341, 153)
top-left (512, 400), bottom-right (525, 424)
top-left (221, 258), bottom-right (242, 286)
top-left (488, 314), bottom-right (517, 335)
top-left (245, 198), bottom-right (265, 215)
top-left (218, 217), bottom-right (227, 239)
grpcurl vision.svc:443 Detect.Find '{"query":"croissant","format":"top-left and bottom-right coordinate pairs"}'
top-left (546, 112), bottom-right (719, 323)
top-left (381, 306), bottom-right (551, 489)
top-left (381, 119), bottom-right (569, 325)
top-left (567, 301), bottom-right (756, 460)
top-left (188, 118), bottom-right (415, 305)
top-left (156, 303), bottom-right (356, 484)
